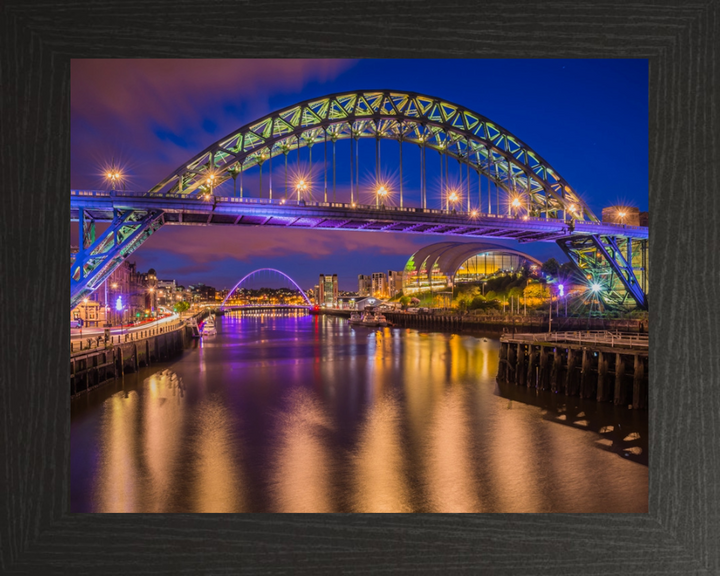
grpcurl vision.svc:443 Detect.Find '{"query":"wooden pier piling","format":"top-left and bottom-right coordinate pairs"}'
top-left (497, 331), bottom-right (648, 409)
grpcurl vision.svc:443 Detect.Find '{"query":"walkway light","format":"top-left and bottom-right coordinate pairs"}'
top-left (295, 179), bottom-right (308, 203)
top-left (470, 209), bottom-right (478, 217)
top-left (511, 197), bottom-right (521, 208)
top-left (590, 283), bottom-right (601, 292)
top-left (376, 185), bottom-right (388, 208)
top-left (104, 166), bottom-right (124, 190)
top-left (447, 190), bottom-right (459, 213)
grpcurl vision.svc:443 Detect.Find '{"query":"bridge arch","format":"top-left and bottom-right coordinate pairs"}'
top-left (150, 90), bottom-right (596, 221)
top-left (220, 268), bottom-right (311, 309)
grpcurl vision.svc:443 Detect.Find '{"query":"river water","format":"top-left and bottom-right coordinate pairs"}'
top-left (71, 311), bottom-right (648, 513)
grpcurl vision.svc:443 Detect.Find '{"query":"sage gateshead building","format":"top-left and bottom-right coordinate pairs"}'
top-left (402, 241), bottom-right (542, 295)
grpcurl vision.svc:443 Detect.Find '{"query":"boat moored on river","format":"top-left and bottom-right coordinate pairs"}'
top-left (201, 315), bottom-right (217, 336)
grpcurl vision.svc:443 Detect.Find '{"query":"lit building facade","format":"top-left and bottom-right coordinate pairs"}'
top-left (388, 270), bottom-right (404, 298)
top-left (318, 274), bottom-right (339, 307)
top-left (402, 242), bottom-right (542, 295)
top-left (371, 272), bottom-right (388, 298)
top-left (156, 279), bottom-right (176, 306)
top-left (601, 206), bottom-right (645, 226)
top-left (358, 274), bottom-right (372, 297)
top-left (69, 256), bottom-right (153, 326)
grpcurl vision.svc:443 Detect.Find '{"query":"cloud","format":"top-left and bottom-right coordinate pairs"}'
top-left (139, 225), bottom-right (430, 264)
top-left (71, 59), bottom-right (356, 190)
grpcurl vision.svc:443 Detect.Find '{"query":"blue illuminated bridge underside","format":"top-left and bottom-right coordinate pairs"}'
top-left (71, 191), bottom-right (647, 242)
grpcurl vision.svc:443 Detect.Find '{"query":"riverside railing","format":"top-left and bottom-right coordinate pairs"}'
top-left (70, 319), bottom-right (186, 354)
top-left (501, 330), bottom-right (648, 350)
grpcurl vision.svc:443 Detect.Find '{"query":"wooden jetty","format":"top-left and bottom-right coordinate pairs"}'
top-left (497, 331), bottom-right (649, 409)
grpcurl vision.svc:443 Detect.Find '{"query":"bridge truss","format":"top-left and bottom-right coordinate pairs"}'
top-left (71, 90), bottom-right (648, 311)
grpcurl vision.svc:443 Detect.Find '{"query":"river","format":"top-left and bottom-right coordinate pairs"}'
top-left (71, 310), bottom-right (648, 513)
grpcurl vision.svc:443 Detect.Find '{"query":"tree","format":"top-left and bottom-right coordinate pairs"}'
top-left (519, 261), bottom-right (532, 279)
top-left (541, 258), bottom-right (561, 277)
top-left (173, 301), bottom-right (190, 314)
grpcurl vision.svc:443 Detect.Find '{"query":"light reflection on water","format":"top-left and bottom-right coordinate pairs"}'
top-left (71, 311), bottom-right (648, 513)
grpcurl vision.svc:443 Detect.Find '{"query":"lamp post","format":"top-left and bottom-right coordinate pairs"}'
top-left (590, 282), bottom-right (602, 314)
top-left (115, 295), bottom-right (125, 342)
top-left (296, 179), bottom-right (308, 205)
top-left (376, 185), bottom-right (388, 208)
top-left (104, 160), bottom-right (125, 191)
top-left (205, 173), bottom-right (217, 199)
top-left (511, 197), bottom-right (521, 218)
top-left (447, 191), bottom-right (459, 213)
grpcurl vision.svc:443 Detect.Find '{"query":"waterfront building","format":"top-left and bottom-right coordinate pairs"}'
top-left (71, 298), bottom-right (103, 327)
top-left (69, 255), bottom-right (154, 325)
top-left (601, 205), bottom-right (645, 226)
top-left (188, 283), bottom-right (216, 303)
top-left (156, 279), bottom-right (176, 307)
top-left (336, 296), bottom-right (358, 310)
top-left (358, 274), bottom-right (372, 296)
top-left (371, 272), bottom-right (388, 299)
top-left (318, 274), bottom-right (339, 307)
top-left (402, 241), bottom-right (542, 295)
top-left (388, 270), bottom-right (404, 298)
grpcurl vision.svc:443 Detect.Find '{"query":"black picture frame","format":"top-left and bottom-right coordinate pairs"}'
top-left (1, 1), bottom-right (718, 573)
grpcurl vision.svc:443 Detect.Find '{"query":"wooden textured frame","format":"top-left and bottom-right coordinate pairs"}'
top-left (1, 1), bottom-right (718, 574)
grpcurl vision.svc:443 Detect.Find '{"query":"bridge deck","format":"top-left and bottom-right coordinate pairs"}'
top-left (71, 190), bottom-right (648, 243)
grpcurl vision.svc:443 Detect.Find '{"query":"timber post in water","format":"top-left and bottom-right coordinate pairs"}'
top-left (497, 331), bottom-right (649, 410)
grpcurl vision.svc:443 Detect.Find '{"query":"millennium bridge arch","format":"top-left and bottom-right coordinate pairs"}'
top-left (220, 268), bottom-right (311, 309)
top-left (151, 89), bottom-right (595, 222)
top-left (71, 89), bottom-right (648, 311)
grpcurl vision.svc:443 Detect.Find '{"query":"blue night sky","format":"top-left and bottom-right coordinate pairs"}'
top-left (71, 59), bottom-right (648, 291)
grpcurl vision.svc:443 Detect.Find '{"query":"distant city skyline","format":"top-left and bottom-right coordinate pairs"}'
top-left (72, 59), bottom-right (648, 290)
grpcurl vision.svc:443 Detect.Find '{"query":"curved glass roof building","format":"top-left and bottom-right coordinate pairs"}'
top-left (403, 242), bottom-right (542, 295)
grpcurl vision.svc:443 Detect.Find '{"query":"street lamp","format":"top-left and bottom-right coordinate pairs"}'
top-left (376, 185), bottom-right (388, 208)
top-left (511, 196), bottom-right (522, 217)
top-left (447, 190), bottom-right (459, 213)
top-left (104, 160), bottom-right (125, 191)
top-left (115, 295), bottom-right (125, 342)
top-left (618, 210), bottom-right (627, 224)
top-left (296, 179), bottom-right (308, 204)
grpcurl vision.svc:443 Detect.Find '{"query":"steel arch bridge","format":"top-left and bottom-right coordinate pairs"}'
top-left (151, 89), bottom-right (593, 221)
top-left (70, 89), bottom-right (648, 311)
top-left (220, 268), bottom-right (311, 309)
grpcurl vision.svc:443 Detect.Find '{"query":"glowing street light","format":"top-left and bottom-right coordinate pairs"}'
top-left (618, 210), bottom-right (627, 224)
top-left (511, 196), bottom-right (522, 217)
top-left (470, 209), bottom-right (478, 218)
top-left (590, 283), bottom-right (601, 292)
top-left (447, 190), bottom-right (459, 212)
top-left (376, 185), bottom-right (388, 208)
top-left (205, 172), bottom-right (218, 198)
top-left (296, 179), bottom-right (308, 204)
top-left (104, 164), bottom-right (125, 191)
